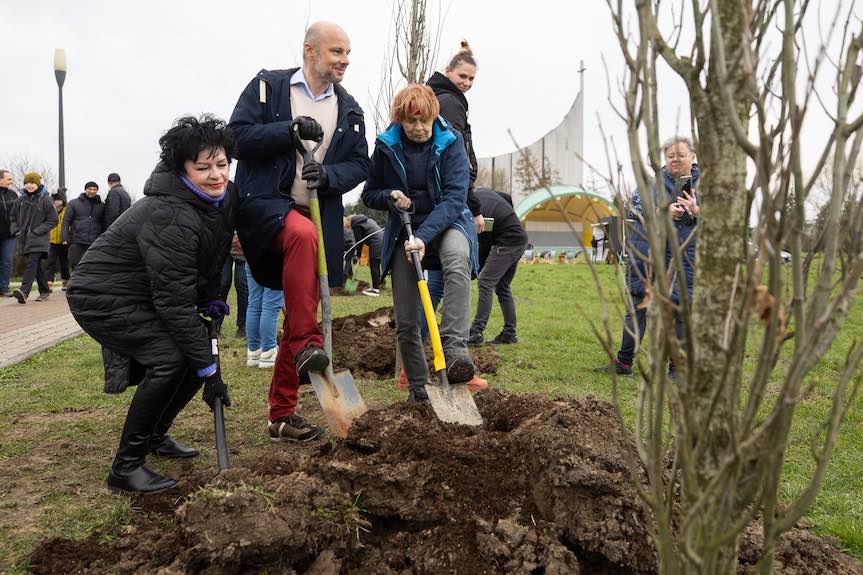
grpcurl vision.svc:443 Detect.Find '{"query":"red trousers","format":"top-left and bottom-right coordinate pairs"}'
top-left (268, 209), bottom-right (322, 421)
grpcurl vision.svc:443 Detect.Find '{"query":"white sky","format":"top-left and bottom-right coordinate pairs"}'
top-left (0, 0), bottom-right (851, 204)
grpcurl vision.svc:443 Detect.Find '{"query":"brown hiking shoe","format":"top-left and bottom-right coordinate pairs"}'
top-left (268, 414), bottom-right (323, 443)
top-left (35, 293), bottom-right (50, 302)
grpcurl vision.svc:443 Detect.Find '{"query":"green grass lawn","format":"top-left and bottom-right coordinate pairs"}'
top-left (0, 262), bottom-right (860, 572)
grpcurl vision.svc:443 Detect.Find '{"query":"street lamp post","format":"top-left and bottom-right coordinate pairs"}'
top-left (53, 49), bottom-right (67, 190)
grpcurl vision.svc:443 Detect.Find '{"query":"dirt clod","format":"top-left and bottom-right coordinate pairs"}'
top-left (332, 307), bottom-right (500, 379)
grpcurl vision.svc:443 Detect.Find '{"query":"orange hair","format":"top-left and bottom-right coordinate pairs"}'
top-left (390, 84), bottom-right (440, 124)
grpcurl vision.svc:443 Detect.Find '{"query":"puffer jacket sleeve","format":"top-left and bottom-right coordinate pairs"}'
top-left (228, 75), bottom-right (295, 160)
top-left (414, 132), bottom-right (469, 246)
top-left (137, 204), bottom-right (212, 369)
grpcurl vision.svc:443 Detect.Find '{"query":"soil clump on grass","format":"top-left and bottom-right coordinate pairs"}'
top-left (27, 391), bottom-right (861, 575)
top-left (331, 306), bottom-right (500, 380)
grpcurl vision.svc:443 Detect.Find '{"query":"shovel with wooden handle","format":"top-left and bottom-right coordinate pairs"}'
top-left (292, 118), bottom-right (368, 438)
top-left (393, 204), bottom-right (483, 426)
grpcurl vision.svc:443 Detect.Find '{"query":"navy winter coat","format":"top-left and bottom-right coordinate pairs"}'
top-left (228, 67), bottom-right (371, 289)
top-left (361, 118), bottom-right (478, 277)
top-left (626, 164), bottom-right (700, 304)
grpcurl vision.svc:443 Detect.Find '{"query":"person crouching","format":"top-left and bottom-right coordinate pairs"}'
top-left (67, 115), bottom-right (236, 493)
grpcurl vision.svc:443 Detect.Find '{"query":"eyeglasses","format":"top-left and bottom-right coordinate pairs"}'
top-left (665, 153), bottom-right (690, 160)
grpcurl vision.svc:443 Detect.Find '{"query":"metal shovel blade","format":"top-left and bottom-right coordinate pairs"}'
top-left (424, 381), bottom-right (483, 426)
top-left (308, 368), bottom-right (368, 438)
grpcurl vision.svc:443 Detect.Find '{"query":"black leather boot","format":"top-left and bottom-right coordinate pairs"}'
top-left (107, 430), bottom-right (178, 494)
top-left (149, 369), bottom-right (203, 459)
top-left (149, 435), bottom-right (199, 459)
top-left (107, 465), bottom-right (178, 494)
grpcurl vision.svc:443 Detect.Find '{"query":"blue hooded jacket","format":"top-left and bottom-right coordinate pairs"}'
top-left (361, 117), bottom-right (478, 277)
top-left (626, 163), bottom-right (700, 304)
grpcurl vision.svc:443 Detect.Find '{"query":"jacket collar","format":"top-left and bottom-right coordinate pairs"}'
top-left (257, 67), bottom-right (364, 118)
top-left (143, 162), bottom-right (223, 212)
top-left (426, 71), bottom-right (469, 111)
top-left (377, 116), bottom-right (456, 154)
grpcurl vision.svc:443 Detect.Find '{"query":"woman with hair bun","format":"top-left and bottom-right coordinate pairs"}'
top-left (427, 40), bottom-right (480, 224)
top-left (67, 114), bottom-right (237, 494)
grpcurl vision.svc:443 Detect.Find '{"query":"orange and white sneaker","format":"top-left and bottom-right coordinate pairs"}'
top-left (466, 375), bottom-right (489, 392)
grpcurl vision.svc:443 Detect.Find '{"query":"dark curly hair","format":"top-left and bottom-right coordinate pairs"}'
top-left (158, 114), bottom-right (235, 174)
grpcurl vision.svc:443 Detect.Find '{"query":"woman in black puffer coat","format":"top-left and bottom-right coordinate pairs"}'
top-left (67, 115), bottom-right (237, 494)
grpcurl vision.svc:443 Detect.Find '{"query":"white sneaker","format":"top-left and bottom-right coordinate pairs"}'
top-left (362, 288), bottom-right (380, 297)
top-left (258, 346), bottom-right (278, 369)
top-left (247, 348), bottom-right (261, 367)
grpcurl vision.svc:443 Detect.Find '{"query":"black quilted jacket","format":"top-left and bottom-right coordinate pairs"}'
top-left (67, 162), bottom-right (237, 372)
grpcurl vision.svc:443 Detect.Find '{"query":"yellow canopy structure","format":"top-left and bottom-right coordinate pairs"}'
top-left (514, 185), bottom-right (617, 248)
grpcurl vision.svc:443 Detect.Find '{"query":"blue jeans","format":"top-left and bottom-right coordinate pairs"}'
top-left (245, 266), bottom-right (283, 352)
top-left (0, 237), bottom-right (15, 293)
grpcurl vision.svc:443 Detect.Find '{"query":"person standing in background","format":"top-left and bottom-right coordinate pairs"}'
top-left (47, 190), bottom-right (71, 291)
top-left (0, 169), bottom-right (18, 297)
top-left (63, 181), bottom-right (105, 269)
top-left (104, 173), bottom-right (132, 229)
top-left (11, 172), bottom-right (57, 303)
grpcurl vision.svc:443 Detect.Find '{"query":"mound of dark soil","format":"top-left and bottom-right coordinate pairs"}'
top-left (331, 307), bottom-right (501, 380)
top-left (27, 391), bottom-right (862, 575)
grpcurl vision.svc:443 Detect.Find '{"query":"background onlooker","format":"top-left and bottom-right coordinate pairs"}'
top-left (0, 169), bottom-right (17, 297)
top-left (47, 189), bottom-right (70, 290)
top-left (343, 213), bottom-right (384, 295)
top-left (63, 181), bottom-right (105, 270)
top-left (11, 172), bottom-right (58, 303)
top-left (104, 173), bottom-right (131, 229)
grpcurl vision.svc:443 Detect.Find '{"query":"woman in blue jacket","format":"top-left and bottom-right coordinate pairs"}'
top-left (361, 84), bottom-right (478, 403)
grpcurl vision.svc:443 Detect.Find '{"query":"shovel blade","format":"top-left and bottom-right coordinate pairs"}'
top-left (308, 368), bottom-right (368, 438)
top-left (344, 278), bottom-right (359, 293)
top-left (424, 382), bottom-right (483, 426)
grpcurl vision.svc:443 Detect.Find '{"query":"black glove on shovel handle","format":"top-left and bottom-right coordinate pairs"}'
top-left (204, 319), bottom-right (230, 472)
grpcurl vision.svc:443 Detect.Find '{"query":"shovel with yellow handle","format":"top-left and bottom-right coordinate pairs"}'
top-left (392, 203), bottom-right (483, 426)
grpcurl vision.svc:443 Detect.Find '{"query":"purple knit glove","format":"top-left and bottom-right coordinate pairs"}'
top-left (205, 300), bottom-right (230, 319)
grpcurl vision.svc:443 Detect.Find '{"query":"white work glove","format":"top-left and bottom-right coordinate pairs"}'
top-left (474, 213), bottom-right (485, 234)
top-left (390, 190), bottom-right (412, 211)
top-left (404, 236), bottom-right (425, 261)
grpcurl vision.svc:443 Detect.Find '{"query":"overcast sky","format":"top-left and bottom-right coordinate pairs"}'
top-left (0, 0), bottom-right (851, 203)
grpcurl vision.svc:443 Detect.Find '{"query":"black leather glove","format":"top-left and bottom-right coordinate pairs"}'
top-left (301, 161), bottom-right (329, 190)
top-left (291, 116), bottom-right (323, 143)
top-left (202, 371), bottom-right (231, 410)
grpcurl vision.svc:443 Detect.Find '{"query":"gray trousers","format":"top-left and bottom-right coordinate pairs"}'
top-left (471, 243), bottom-right (526, 337)
top-left (392, 229), bottom-right (471, 391)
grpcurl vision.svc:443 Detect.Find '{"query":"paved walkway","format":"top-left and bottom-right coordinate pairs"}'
top-left (0, 290), bottom-right (84, 369)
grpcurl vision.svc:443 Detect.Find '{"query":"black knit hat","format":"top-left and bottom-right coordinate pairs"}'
top-left (84, 181), bottom-right (99, 190)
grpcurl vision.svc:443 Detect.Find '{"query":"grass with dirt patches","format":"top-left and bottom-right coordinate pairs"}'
top-left (0, 262), bottom-right (860, 572)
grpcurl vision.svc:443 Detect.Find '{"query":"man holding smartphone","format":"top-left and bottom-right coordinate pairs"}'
top-left (597, 136), bottom-right (699, 376)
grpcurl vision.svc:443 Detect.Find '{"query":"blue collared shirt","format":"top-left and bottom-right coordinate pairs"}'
top-left (290, 69), bottom-right (335, 102)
